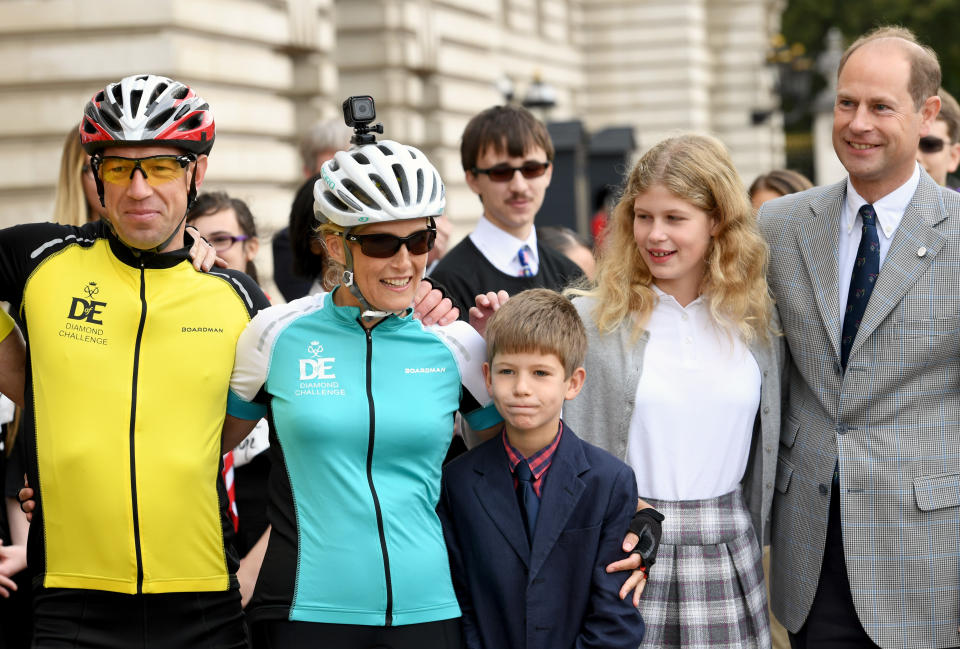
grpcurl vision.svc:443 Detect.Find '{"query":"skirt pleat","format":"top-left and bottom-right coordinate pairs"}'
top-left (638, 488), bottom-right (770, 649)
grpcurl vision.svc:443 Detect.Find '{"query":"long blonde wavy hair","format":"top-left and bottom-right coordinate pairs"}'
top-left (52, 123), bottom-right (92, 226)
top-left (570, 133), bottom-right (774, 344)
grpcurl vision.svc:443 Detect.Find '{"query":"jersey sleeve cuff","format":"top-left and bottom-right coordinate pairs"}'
top-left (227, 389), bottom-right (267, 421)
top-left (463, 403), bottom-right (502, 431)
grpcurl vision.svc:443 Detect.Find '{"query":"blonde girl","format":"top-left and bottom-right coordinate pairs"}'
top-left (566, 133), bottom-right (781, 649)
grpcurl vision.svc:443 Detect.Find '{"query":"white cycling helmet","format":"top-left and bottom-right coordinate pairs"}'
top-left (313, 139), bottom-right (445, 226)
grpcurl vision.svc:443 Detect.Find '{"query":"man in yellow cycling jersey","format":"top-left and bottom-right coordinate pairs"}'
top-left (0, 74), bottom-right (262, 648)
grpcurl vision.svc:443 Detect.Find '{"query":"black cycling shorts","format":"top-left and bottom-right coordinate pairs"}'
top-left (257, 618), bottom-right (463, 649)
top-left (32, 587), bottom-right (247, 649)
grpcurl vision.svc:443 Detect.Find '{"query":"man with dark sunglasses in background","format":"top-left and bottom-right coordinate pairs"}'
top-left (429, 105), bottom-right (582, 320)
top-left (916, 86), bottom-right (960, 187)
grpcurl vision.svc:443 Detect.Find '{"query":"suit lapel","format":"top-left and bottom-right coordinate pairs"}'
top-left (850, 174), bottom-right (947, 359)
top-left (472, 440), bottom-right (531, 568)
top-left (796, 181), bottom-right (846, 362)
top-left (528, 426), bottom-right (587, 580)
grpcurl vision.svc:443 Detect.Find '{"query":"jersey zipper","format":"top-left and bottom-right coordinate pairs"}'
top-left (363, 322), bottom-right (393, 626)
top-left (129, 261), bottom-right (147, 593)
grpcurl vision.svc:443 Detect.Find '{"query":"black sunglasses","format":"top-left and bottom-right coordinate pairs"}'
top-left (919, 135), bottom-right (946, 154)
top-left (471, 161), bottom-right (550, 182)
top-left (344, 228), bottom-right (436, 258)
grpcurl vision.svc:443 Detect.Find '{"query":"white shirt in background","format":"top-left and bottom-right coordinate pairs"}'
top-left (626, 287), bottom-right (761, 501)
top-left (469, 216), bottom-right (540, 276)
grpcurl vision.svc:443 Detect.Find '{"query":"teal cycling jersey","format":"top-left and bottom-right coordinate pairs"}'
top-left (227, 290), bottom-right (500, 626)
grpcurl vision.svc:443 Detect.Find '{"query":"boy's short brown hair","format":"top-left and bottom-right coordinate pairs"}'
top-left (484, 289), bottom-right (586, 378)
top-left (460, 105), bottom-right (555, 171)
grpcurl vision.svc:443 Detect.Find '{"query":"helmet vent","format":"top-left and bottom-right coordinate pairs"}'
top-left (392, 164), bottom-right (410, 205)
top-left (352, 152), bottom-right (370, 165)
top-left (343, 179), bottom-right (377, 208)
top-left (415, 169), bottom-right (424, 204)
top-left (82, 117), bottom-right (98, 134)
top-left (172, 85), bottom-right (189, 100)
top-left (146, 108), bottom-right (175, 131)
top-left (323, 190), bottom-right (352, 213)
top-left (98, 108), bottom-right (121, 132)
top-left (149, 82), bottom-right (168, 106)
top-left (408, 148), bottom-right (417, 159)
top-left (110, 84), bottom-right (123, 106)
top-left (94, 90), bottom-right (105, 103)
top-left (377, 144), bottom-right (394, 156)
top-left (130, 89), bottom-right (143, 116)
top-left (335, 189), bottom-right (364, 212)
top-left (370, 175), bottom-right (398, 207)
top-left (429, 172), bottom-right (438, 203)
top-left (174, 104), bottom-right (191, 121)
top-left (178, 113), bottom-right (203, 132)
top-left (328, 159), bottom-right (340, 172)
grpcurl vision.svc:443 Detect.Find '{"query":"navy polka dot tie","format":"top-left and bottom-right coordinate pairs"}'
top-left (840, 203), bottom-right (879, 369)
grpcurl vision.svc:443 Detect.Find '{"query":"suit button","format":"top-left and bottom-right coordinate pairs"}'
top-left (763, 406), bottom-right (770, 414)
top-left (836, 423), bottom-right (848, 435)
top-left (765, 445), bottom-right (772, 453)
top-left (834, 361), bottom-right (842, 374)
top-left (766, 482), bottom-right (773, 490)
top-left (819, 483), bottom-right (828, 495)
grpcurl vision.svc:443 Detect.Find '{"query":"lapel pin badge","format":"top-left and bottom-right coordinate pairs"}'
top-left (917, 247), bottom-right (927, 258)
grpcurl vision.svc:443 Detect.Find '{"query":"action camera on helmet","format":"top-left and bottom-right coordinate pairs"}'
top-left (343, 95), bottom-right (384, 145)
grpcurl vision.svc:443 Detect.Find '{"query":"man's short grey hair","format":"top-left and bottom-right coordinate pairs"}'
top-left (299, 118), bottom-right (352, 173)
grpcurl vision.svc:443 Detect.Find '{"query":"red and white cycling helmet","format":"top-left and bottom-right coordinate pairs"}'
top-left (80, 74), bottom-right (214, 155)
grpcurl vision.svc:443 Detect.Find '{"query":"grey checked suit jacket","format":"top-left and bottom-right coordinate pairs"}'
top-left (759, 171), bottom-right (960, 649)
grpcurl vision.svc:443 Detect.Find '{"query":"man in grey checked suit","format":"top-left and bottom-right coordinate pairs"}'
top-left (758, 27), bottom-right (960, 649)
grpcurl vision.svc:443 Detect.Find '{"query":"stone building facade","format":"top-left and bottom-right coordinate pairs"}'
top-left (0, 0), bottom-right (784, 297)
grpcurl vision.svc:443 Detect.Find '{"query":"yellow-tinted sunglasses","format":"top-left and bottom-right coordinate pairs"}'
top-left (96, 154), bottom-right (195, 187)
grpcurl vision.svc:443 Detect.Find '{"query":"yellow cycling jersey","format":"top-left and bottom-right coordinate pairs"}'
top-left (0, 221), bottom-right (267, 595)
top-left (0, 308), bottom-right (13, 342)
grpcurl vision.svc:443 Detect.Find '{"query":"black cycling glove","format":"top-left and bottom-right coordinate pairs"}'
top-left (629, 507), bottom-right (665, 569)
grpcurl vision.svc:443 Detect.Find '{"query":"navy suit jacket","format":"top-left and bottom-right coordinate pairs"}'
top-left (437, 422), bottom-right (645, 649)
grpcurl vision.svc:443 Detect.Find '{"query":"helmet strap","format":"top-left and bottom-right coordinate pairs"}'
top-left (340, 228), bottom-right (404, 323)
top-left (91, 152), bottom-right (106, 207)
top-left (186, 162), bottom-right (199, 210)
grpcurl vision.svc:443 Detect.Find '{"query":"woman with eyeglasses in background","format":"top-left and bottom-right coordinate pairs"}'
top-left (187, 192), bottom-right (262, 284)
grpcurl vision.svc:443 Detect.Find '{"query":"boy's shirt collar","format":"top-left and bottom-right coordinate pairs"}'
top-left (502, 422), bottom-right (563, 498)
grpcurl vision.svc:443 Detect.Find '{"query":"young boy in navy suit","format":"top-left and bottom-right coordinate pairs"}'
top-left (438, 289), bottom-right (645, 649)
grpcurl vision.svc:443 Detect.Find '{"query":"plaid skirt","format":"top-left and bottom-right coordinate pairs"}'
top-left (639, 488), bottom-right (770, 649)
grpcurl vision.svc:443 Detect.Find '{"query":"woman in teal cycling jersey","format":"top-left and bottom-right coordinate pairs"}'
top-left (224, 131), bottom-right (500, 649)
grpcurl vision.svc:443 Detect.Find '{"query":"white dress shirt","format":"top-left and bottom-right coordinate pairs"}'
top-left (625, 288), bottom-right (761, 501)
top-left (469, 216), bottom-right (539, 276)
top-left (838, 163), bottom-right (920, 310)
